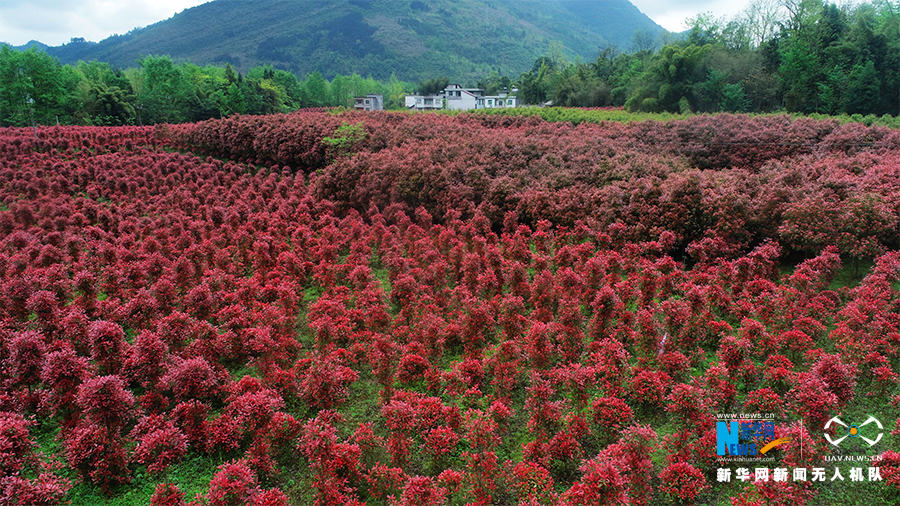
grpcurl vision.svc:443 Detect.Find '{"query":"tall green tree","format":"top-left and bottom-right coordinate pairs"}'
top-left (135, 55), bottom-right (190, 124)
top-left (0, 45), bottom-right (75, 126)
top-left (303, 71), bottom-right (330, 107)
top-left (76, 61), bottom-right (136, 125)
top-left (844, 60), bottom-right (882, 113)
top-left (625, 44), bottom-right (711, 113)
top-left (780, 39), bottom-right (821, 112)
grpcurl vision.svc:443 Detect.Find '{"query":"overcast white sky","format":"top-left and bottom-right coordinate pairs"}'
top-left (630, 0), bottom-right (751, 33)
top-left (1, 0), bottom-right (750, 47)
top-left (0, 0), bottom-right (210, 46)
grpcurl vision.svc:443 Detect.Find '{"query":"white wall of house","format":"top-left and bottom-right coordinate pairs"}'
top-left (405, 94), bottom-right (444, 110)
top-left (354, 94), bottom-right (383, 111)
top-left (404, 84), bottom-right (518, 111)
top-left (445, 90), bottom-right (478, 110)
top-left (477, 95), bottom-right (519, 109)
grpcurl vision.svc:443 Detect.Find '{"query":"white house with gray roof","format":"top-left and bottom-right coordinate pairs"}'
top-left (405, 84), bottom-right (518, 111)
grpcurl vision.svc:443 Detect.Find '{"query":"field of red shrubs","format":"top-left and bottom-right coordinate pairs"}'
top-left (1, 111), bottom-right (899, 505)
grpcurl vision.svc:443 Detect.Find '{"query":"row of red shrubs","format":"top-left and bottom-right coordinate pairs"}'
top-left (161, 112), bottom-right (900, 259)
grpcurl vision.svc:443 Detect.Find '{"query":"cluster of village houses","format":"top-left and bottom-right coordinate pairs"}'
top-left (354, 83), bottom-right (520, 111)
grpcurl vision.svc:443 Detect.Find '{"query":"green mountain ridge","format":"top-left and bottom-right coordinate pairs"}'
top-left (29, 0), bottom-right (664, 82)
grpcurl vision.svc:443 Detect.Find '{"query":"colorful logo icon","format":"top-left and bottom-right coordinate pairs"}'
top-left (717, 420), bottom-right (789, 456)
top-left (824, 416), bottom-right (883, 447)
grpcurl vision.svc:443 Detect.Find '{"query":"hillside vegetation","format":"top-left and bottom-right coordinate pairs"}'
top-left (38, 0), bottom-right (662, 82)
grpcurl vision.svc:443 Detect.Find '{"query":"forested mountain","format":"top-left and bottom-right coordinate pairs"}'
top-left (36, 0), bottom-right (663, 82)
top-left (10, 41), bottom-right (49, 52)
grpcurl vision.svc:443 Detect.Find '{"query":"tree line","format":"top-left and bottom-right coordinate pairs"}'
top-left (0, 46), bottom-right (415, 127)
top-left (4, 0), bottom-right (899, 126)
top-left (511, 0), bottom-right (900, 116)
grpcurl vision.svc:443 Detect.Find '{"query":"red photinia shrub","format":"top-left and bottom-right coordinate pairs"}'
top-left (225, 375), bottom-right (265, 400)
top-left (257, 411), bottom-right (303, 462)
top-left (462, 450), bottom-right (500, 505)
top-left (508, 461), bottom-right (555, 504)
top-left (788, 372), bottom-right (840, 429)
top-left (129, 415), bottom-right (188, 474)
top-left (730, 481), bottom-right (815, 506)
top-left (743, 388), bottom-right (785, 418)
top-left (658, 462), bottom-right (708, 504)
top-left (629, 369), bottom-right (673, 407)
top-left (0, 473), bottom-right (73, 506)
top-left (597, 424), bottom-right (658, 506)
top-left (424, 425), bottom-right (459, 461)
top-left (244, 438), bottom-right (279, 480)
top-left (203, 410), bottom-right (246, 454)
top-left (121, 288), bottom-right (159, 330)
top-left (556, 298), bottom-right (585, 362)
top-left (779, 193), bottom-right (896, 260)
top-left (364, 464), bottom-right (407, 501)
top-left (588, 338), bottom-right (632, 397)
top-left (464, 409), bottom-right (501, 452)
top-left (87, 320), bottom-right (126, 375)
top-left (590, 396), bottom-right (634, 438)
top-left (123, 331), bottom-right (169, 388)
top-left (443, 356), bottom-right (485, 396)
top-left (762, 354), bottom-right (796, 395)
top-left (879, 450), bottom-right (900, 491)
top-left (171, 400), bottom-right (210, 447)
top-left (350, 421), bottom-right (384, 459)
top-left (658, 351), bottom-right (691, 381)
top-left (398, 475), bottom-right (445, 506)
top-left (524, 372), bottom-right (566, 434)
top-left (484, 340), bottom-right (525, 400)
top-left (58, 308), bottom-right (90, 354)
top-left (777, 421), bottom-right (826, 470)
top-left (551, 362), bottom-right (597, 410)
top-left (524, 322), bottom-right (556, 369)
top-left (156, 312), bottom-right (213, 351)
top-left (149, 483), bottom-right (186, 506)
top-left (717, 333), bottom-right (751, 373)
top-left (385, 434), bottom-right (411, 468)
top-left (561, 458), bottom-right (627, 506)
top-left (810, 353), bottom-right (858, 406)
top-left (63, 421), bottom-right (130, 492)
top-left (549, 425), bottom-right (584, 463)
top-left (701, 364), bottom-right (737, 411)
top-left (382, 390), bottom-right (459, 437)
top-left (436, 468), bottom-right (464, 497)
top-left (207, 459), bottom-right (259, 506)
top-left (40, 345), bottom-right (90, 418)
top-left (185, 283), bottom-right (216, 320)
top-left (75, 374), bottom-right (134, 431)
top-left (6, 331), bottom-right (46, 387)
top-left (159, 357), bottom-right (220, 402)
top-left (395, 352), bottom-right (430, 384)
top-left (26, 290), bottom-right (59, 332)
top-left (295, 351), bottom-right (359, 410)
top-left (224, 388), bottom-right (285, 436)
top-left (461, 302), bottom-right (494, 355)
top-left (488, 399), bottom-right (514, 426)
top-left (298, 411), bottom-right (362, 506)
top-left (665, 382), bottom-right (712, 427)
top-left (251, 488), bottom-right (290, 506)
top-left (870, 365), bottom-right (899, 397)
top-left (0, 412), bottom-right (36, 477)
